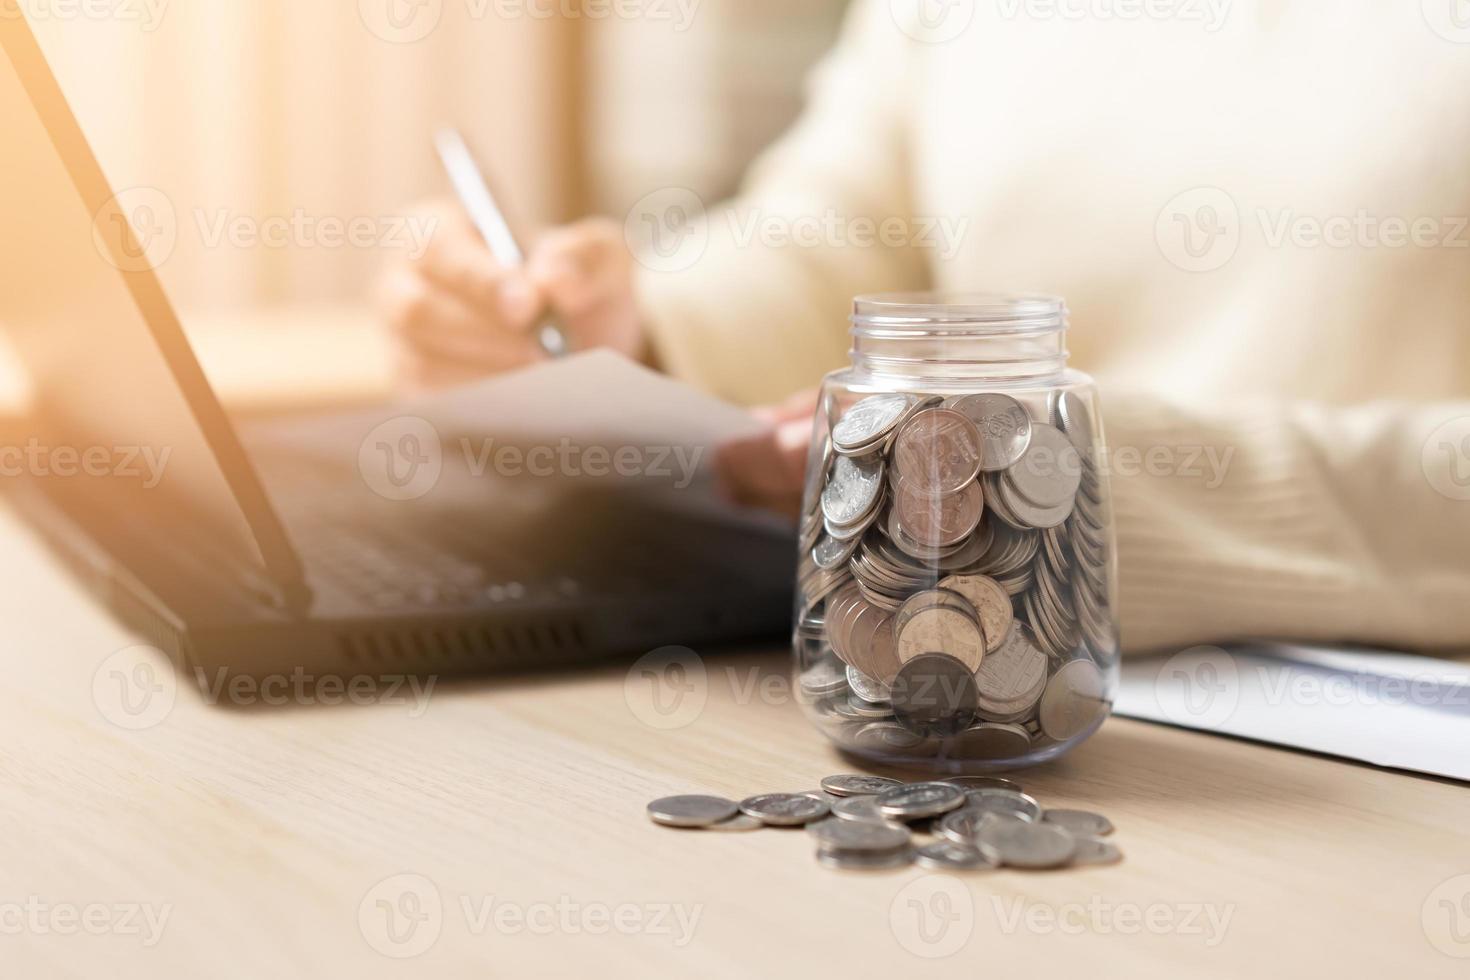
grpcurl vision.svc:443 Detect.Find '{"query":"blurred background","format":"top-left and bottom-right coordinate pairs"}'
top-left (28, 0), bottom-right (850, 313)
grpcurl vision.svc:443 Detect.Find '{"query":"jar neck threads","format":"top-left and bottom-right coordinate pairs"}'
top-left (849, 293), bottom-right (1070, 387)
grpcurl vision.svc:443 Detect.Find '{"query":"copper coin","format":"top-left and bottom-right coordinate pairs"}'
top-left (893, 480), bottom-right (984, 549)
top-left (892, 409), bottom-right (983, 496)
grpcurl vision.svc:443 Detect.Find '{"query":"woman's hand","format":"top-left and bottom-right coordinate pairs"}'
top-left (376, 201), bottom-right (648, 390)
top-left (716, 388), bottom-right (822, 521)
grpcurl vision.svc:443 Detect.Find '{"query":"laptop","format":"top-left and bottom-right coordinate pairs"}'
top-left (0, 14), bottom-right (793, 679)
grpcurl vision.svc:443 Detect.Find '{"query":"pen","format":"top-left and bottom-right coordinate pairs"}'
top-left (432, 127), bottom-right (569, 359)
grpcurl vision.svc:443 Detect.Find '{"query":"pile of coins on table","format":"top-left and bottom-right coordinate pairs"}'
top-left (795, 388), bottom-right (1118, 763)
top-left (647, 775), bottom-right (1121, 872)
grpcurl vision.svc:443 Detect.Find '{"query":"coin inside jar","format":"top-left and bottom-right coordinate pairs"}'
top-left (950, 392), bottom-right (1033, 471)
top-left (895, 594), bottom-right (986, 672)
top-left (1039, 658), bottom-right (1108, 742)
top-left (832, 393), bottom-right (915, 454)
top-left (936, 573), bottom-right (1013, 648)
top-left (889, 653), bottom-right (979, 737)
top-left (1006, 423), bottom-right (1082, 509)
top-left (820, 454), bottom-right (885, 528)
top-left (973, 623), bottom-right (1049, 719)
top-left (892, 479), bottom-right (984, 549)
top-left (892, 408), bottom-right (983, 496)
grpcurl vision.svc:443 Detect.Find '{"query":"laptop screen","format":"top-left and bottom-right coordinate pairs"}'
top-left (0, 15), bottom-right (306, 604)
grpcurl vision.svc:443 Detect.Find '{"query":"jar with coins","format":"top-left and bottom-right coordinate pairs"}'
top-left (794, 294), bottom-right (1118, 771)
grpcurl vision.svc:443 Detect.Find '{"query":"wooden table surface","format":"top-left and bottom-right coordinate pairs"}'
top-left (2, 505), bottom-right (1468, 979)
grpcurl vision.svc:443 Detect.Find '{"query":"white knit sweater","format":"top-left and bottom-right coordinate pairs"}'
top-left (636, 0), bottom-right (1470, 653)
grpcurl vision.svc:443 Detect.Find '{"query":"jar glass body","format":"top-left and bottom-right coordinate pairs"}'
top-left (793, 294), bottom-right (1119, 772)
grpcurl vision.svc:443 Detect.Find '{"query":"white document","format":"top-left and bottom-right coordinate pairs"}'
top-left (1115, 643), bottom-right (1470, 783)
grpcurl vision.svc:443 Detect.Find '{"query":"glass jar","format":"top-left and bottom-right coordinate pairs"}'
top-left (793, 293), bottom-right (1118, 772)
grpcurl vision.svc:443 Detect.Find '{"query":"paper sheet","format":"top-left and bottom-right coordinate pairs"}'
top-left (1115, 643), bottom-right (1470, 783)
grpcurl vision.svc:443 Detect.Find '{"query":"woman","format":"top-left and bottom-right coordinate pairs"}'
top-left (378, 0), bottom-right (1470, 654)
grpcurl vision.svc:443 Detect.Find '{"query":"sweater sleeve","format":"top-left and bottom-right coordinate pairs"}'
top-left (1105, 388), bottom-right (1470, 655)
top-left (634, 0), bottom-right (929, 406)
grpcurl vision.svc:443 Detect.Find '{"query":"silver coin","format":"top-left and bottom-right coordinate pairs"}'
top-left (815, 847), bottom-right (914, 871)
top-left (876, 781), bottom-right (967, 821)
top-left (944, 776), bottom-right (1023, 795)
top-left (936, 574), bottom-right (1013, 649)
top-left (952, 722), bottom-right (1033, 758)
top-left (820, 773), bottom-right (904, 797)
top-left (980, 818), bottom-right (1078, 870)
top-left (1042, 809), bottom-right (1114, 837)
top-left (812, 532), bottom-right (860, 571)
top-left (914, 839), bottom-right (1000, 871)
top-left (647, 795), bottom-right (739, 828)
top-left (703, 813), bottom-right (764, 832)
top-left (974, 624), bottom-right (1049, 719)
top-left (845, 666), bottom-right (893, 705)
top-left (820, 454), bottom-right (885, 528)
top-left (808, 818), bottom-right (911, 852)
top-left (999, 474), bottom-right (1075, 529)
top-left (832, 394), bottom-right (914, 454)
top-left (1039, 659), bottom-right (1108, 742)
top-left (1070, 837), bottom-right (1124, 866)
top-left (890, 654), bottom-right (979, 737)
top-left (1006, 423), bottom-right (1082, 509)
top-left (739, 793), bottom-right (831, 826)
top-left (935, 807), bottom-right (1007, 845)
top-left (951, 393), bottom-right (1033, 471)
top-left (831, 795), bottom-right (896, 823)
top-left (962, 788), bottom-right (1042, 822)
top-left (1050, 389), bottom-right (1096, 455)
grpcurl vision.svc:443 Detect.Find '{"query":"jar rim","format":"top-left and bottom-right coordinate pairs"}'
top-left (852, 291), bottom-right (1066, 329)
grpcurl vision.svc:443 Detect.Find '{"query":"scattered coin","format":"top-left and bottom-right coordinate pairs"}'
top-left (703, 813), bottom-right (764, 832)
top-left (1070, 837), bottom-right (1124, 866)
top-left (830, 795), bottom-right (894, 823)
top-left (876, 781), bottom-right (967, 821)
top-left (650, 782), bottom-right (1123, 875)
top-left (739, 793), bottom-right (831, 826)
top-left (980, 818), bottom-right (1078, 870)
top-left (820, 774), bottom-right (904, 797)
top-left (962, 788), bottom-right (1043, 822)
top-left (944, 776), bottom-right (1023, 794)
top-left (815, 848), bottom-right (914, 872)
top-left (647, 795), bottom-right (739, 828)
top-left (914, 839), bottom-right (1000, 871)
top-left (807, 819), bottom-right (911, 852)
top-left (1042, 809), bottom-right (1114, 837)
